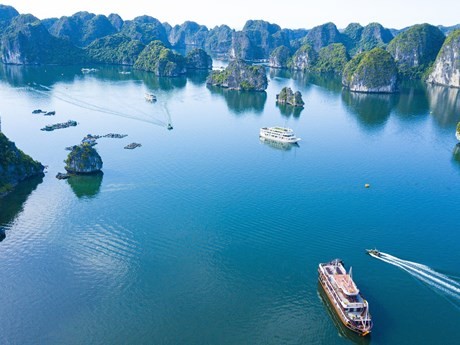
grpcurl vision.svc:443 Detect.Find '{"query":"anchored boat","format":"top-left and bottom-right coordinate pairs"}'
top-left (259, 126), bottom-right (300, 144)
top-left (145, 93), bottom-right (157, 102)
top-left (318, 259), bottom-right (373, 336)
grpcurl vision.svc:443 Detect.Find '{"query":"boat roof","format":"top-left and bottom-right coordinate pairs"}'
top-left (261, 126), bottom-right (293, 132)
top-left (333, 274), bottom-right (359, 296)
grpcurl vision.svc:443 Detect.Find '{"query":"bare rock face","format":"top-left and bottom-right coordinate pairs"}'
top-left (288, 44), bottom-right (317, 71)
top-left (65, 144), bottom-right (103, 174)
top-left (427, 29), bottom-right (460, 88)
top-left (269, 46), bottom-right (291, 68)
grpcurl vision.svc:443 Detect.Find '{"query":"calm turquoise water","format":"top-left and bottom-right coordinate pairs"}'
top-left (1, 65), bottom-right (459, 345)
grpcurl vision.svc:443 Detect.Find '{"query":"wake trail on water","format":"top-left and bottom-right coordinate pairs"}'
top-left (371, 252), bottom-right (460, 301)
top-left (29, 83), bottom-right (168, 127)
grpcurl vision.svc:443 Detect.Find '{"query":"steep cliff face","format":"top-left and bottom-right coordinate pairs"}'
top-left (0, 4), bottom-right (19, 31)
top-left (288, 44), bottom-right (317, 71)
top-left (305, 22), bottom-right (343, 52)
top-left (269, 46), bottom-right (291, 68)
top-left (387, 24), bottom-right (445, 78)
top-left (120, 16), bottom-right (169, 46)
top-left (48, 11), bottom-right (118, 47)
top-left (134, 40), bottom-right (186, 76)
top-left (342, 23), bottom-right (363, 54)
top-left (342, 47), bottom-right (398, 93)
top-left (108, 13), bottom-right (124, 31)
top-left (206, 59), bottom-right (268, 91)
top-left (205, 25), bottom-right (234, 56)
top-left (342, 22), bottom-right (393, 56)
top-left (185, 48), bottom-right (212, 69)
top-left (230, 20), bottom-right (289, 60)
top-left (0, 132), bottom-right (44, 196)
top-left (65, 144), bottom-right (103, 174)
top-left (168, 21), bottom-right (208, 48)
top-left (358, 23), bottom-right (393, 52)
top-left (1, 14), bottom-right (87, 65)
top-left (427, 29), bottom-right (460, 88)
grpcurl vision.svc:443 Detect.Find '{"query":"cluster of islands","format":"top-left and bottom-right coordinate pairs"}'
top-left (1, 2), bottom-right (460, 198)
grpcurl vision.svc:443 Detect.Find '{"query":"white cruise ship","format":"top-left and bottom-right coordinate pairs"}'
top-left (259, 127), bottom-right (301, 143)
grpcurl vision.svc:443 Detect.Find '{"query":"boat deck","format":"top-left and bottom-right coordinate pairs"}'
top-left (333, 274), bottom-right (358, 295)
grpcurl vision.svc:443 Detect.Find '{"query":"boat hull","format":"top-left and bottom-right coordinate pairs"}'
top-left (318, 268), bottom-right (371, 336)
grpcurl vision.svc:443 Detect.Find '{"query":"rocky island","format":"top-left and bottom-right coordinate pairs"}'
top-left (206, 60), bottom-right (268, 91)
top-left (0, 132), bottom-right (44, 196)
top-left (276, 87), bottom-right (304, 107)
top-left (427, 29), bottom-right (460, 88)
top-left (64, 143), bottom-right (103, 174)
top-left (342, 47), bottom-right (398, 93)
top-left (0, 4), bottom-right (459, 94)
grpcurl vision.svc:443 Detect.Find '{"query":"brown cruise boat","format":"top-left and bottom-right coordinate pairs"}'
top-left (318, 259), bottom-right (373, 336)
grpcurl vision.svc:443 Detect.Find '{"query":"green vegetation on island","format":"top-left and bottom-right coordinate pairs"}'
top-left (134, 40), bottom-right (186, 76)
top-left (1, 14), bottom-right (87, 65)
top-left (206, 60), bottom-right (268, 91)
top-left (86, 34), bottom-right (145, 65)
top-left (288, 44), bottom-right (317, 71)
top-left (65, 143), bottom-right (103, 174)
top-left (387, 24), bottom-right (445, 79)
top-left (0, 132), bottom-right (44, 196)
top-left (276, 87), bottom-right (304, 107)
top-left (314, 43), bottom-right (349, 74)
top-left (342, 47), bottom-right (398, 93)
top-left (426, 29), bottom-right (460, 88)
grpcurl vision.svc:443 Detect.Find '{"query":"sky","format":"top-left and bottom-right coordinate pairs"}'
top-left (2, 0), bottom-right (459, 30)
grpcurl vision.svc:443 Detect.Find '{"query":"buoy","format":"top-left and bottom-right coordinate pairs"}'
top-left (365, 184), bottom-right (370, 188)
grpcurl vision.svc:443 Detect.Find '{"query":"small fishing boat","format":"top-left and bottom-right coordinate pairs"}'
top-left (318, 259), bottom-right (373, 336)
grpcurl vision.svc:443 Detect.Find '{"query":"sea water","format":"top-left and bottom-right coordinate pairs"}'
top-left (0, 65), bottom-right (459, 344)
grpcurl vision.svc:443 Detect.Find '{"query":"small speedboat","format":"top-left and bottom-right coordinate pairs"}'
top-left (366, 249), bottom-right (381, 257)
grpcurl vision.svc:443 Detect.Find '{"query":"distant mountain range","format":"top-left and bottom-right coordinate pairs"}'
top-left (0, 4), bottom-right (459, 88)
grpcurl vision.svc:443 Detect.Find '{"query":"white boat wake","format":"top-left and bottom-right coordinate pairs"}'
top-left (369, 251), bottom-right (460, 302)
top-left (29, 83), bottom-right (169, 128)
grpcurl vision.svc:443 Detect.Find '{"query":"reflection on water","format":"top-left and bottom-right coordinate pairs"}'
top-left (207, 86), bottom-right (267, 115)
top-left (317, 283), bottom-right (371, 345)
top-left (186, 70), bottom-right (210, 86)
top-left (306, 73), bottom-right (343, 93)
top-left (269, 68), bottom-right (293, 80)
top-left (394, 80), bottom-right (430, 118)
top-left (0, 64), bottom-right (80, 88)
top-left (269, 69), bottom-right (343, 93)
top-left (342, 90), bottom-right (399, 130)
top-left (427, 85), bottom-right (460, 127)
top-left (67, 172), bottom-right (103, 199)
top-left (0, 176), bottom-right (43, 242)
top-left (453, 144), bottom-right (460, 170)
top-left (135, 71), bottom-right (187, 91)
top-left (276, 103), bottom-right (303, 118)
top-left (260, 137), bottom-right (299, 151)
